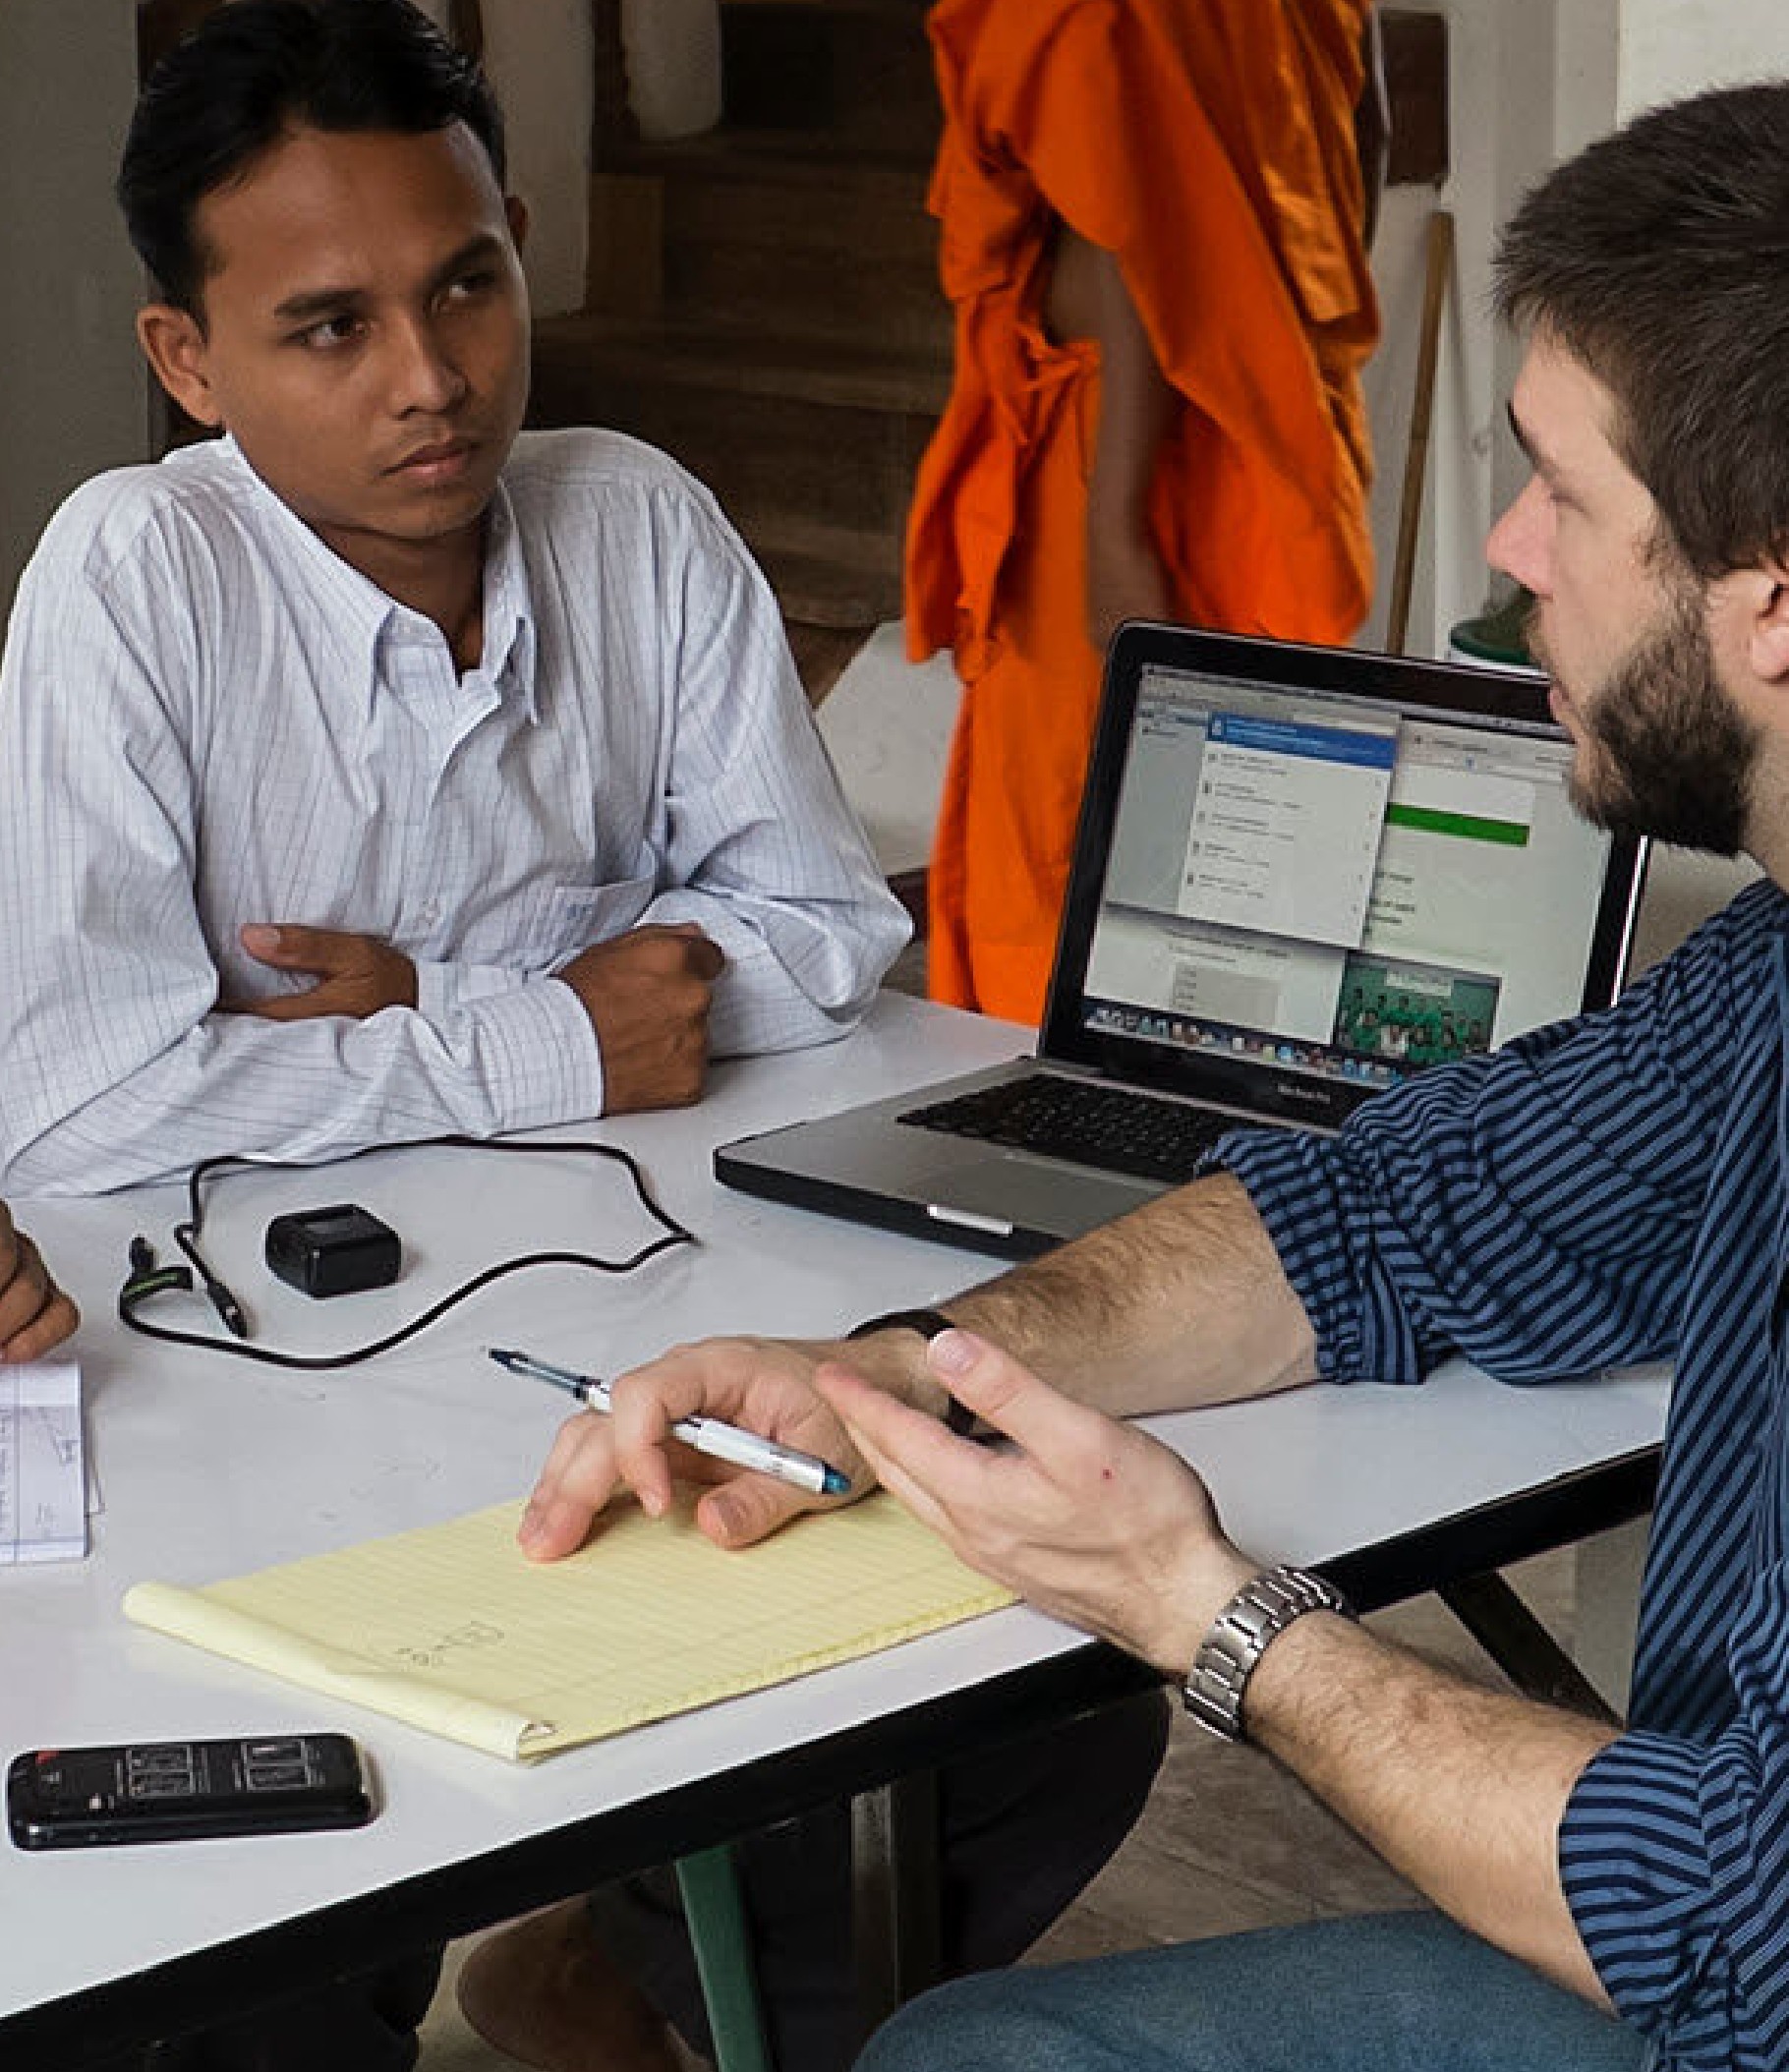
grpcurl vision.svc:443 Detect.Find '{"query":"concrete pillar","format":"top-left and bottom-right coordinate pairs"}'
top-left (0, 0), bottom-right (144, 613)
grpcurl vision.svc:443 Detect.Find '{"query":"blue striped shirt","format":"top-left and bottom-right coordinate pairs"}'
top-left (1219, 878), bottom-right (1789, 2070)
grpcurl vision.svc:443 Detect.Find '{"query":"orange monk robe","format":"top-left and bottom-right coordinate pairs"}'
top-left (907, 0), bottom-right (1380, 1021)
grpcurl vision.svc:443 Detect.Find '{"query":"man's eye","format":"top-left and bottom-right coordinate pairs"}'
top-left (296, 315), bottom-right (363, 350)
top-left (444, 270), bottom-right (496, 304)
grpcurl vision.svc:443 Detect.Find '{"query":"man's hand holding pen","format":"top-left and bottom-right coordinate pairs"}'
top-left (516, 1330), bottom-right (942, 1560)
top-left (817, 1328), bottom-right (1257, 1676)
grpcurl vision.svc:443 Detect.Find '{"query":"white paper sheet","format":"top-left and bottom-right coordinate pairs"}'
top-left (0, 1359), bottom-right (87, 1563)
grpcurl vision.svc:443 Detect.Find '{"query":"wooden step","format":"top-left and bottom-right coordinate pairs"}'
top-left (594, 133), bottom-right (948, 352)
top-left (651, 135), bottom-right (938, 260)
top-left (531, 326), bottom-right (937, 529)
top-left (595, 127), bottom-right (947, 351)
top-left (784, 619), bottom-right (879, 709)
top-left (570, 3), bottom-right (949, 647)
top-left (747, 509), bottom-right (905, 621)
top-left (606, 120), bottom-right (935, 183)
top-left (533, 313), bottom-right (949, 415)
top-left (753, 524), bottom-right (904, 628)
top-left (526, 359), bottom-right (936, 540)
top-left (664, 235), bottom-right (944, 355)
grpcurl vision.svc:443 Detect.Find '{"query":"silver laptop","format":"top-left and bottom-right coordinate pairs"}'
top-left (718, 624), bottom-right (1648, 1258)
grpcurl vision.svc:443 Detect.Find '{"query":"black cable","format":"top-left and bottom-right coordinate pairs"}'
top-left (117, 1134), bottom-right (696, 1371)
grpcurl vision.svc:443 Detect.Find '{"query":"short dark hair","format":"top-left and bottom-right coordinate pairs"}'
top-left (119, 0), bottom-right (506, 317)
top-left (1495, 83), bottom-right (1789, 580)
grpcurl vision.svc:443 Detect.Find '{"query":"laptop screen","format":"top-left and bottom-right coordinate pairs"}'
top-left (1042, 626), bottom-right (1647, 1129)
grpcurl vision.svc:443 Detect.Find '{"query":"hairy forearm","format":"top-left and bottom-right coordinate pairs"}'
top-left (944, 1173), bottom-right (1317, 1415)
top-left (1244, 1612), bottom-right (1616, 2003)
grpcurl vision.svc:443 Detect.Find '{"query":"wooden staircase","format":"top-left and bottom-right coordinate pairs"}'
top-left (529, 0), bottom-right (951, 639)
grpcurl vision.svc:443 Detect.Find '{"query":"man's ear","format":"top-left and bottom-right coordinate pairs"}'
top-left (505, 194), bottom-right (530, 253)
top-left (136, 303), bottom-right (224, 429)
top-left (1747, 556), bottom-right (1789, 686)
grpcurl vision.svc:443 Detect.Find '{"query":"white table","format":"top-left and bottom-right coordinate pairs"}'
top-left (0, 992), bottom-right (1667, 2064)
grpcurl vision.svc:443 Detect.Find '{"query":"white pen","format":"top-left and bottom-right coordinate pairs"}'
top-left (487, 1347), bottom-right (851, 1498)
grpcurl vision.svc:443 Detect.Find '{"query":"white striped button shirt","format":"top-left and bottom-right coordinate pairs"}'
top-left (0, 430), bottom-right (908, 1193)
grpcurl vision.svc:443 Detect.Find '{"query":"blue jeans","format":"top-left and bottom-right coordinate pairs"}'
top-left (857, 1912), bottom-right (1649, 2072)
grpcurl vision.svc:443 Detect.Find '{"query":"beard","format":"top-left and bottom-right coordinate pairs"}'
top-left (1531, 582), bottom-right (1760, 856)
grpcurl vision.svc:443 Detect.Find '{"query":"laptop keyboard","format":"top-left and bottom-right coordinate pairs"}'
top-left (897, 1074), bottom-right (1261, 1185)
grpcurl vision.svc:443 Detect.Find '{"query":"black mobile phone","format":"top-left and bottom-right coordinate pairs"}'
top-left (7, 1733), bottom-right (374, 1850)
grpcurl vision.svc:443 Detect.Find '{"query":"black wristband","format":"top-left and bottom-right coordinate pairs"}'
top-left (845, 1306), bottom-right (978, 1434)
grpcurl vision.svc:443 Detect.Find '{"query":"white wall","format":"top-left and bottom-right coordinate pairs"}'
top-left (416, 0), bottom-right (594, 317)
top-left (1360, 0), bottom-right (1616, 658)
top-left (1617, 0), bottom-right (1789, 115)
top-left (1366, 0), bottom-right (1789, 663)
top-left (0, 1), bottom-right (144, 614)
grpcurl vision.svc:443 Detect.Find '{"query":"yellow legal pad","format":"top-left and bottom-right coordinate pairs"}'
top-left (123, 1495), bottom-right (1014, 1761)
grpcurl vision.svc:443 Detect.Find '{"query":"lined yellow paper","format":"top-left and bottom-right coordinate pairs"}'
top-left (123, 1495), bottom-right (1013, 1761)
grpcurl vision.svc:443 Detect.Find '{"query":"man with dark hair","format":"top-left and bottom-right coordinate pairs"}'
top-left (5, 7), bottom-right (1161, 2070)
top-left (120, 0), bottom-right (508, 317)
top-left (0, 0), bottom-right (908, 1197)
top-left (521, 82), bottom-right (1789, 2072)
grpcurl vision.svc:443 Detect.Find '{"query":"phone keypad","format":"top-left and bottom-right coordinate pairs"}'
top-left (247, 1761), bottom-right (311, 1790)
top-left (244, 1738), bottom-right (305, 1764)
top-left (118, 1740), bottom-right (319, 1797)
top-left (131, 1745), bottom-right (195, 1773)
top-left (127, 1744), bottom-right (198, 1798)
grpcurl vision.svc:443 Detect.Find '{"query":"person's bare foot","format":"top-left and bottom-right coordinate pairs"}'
top-left (455, 1899), bottom-right (689, 2072)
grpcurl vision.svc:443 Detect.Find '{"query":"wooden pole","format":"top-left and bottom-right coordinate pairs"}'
top-left (447, 0), bottom-right (486, 64)
top-left (1386, 208), bottom-right (1454, 657)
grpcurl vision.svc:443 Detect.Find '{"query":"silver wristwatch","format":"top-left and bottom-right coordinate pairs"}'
top-left (1181, 1564), bottom-right (1354, 1743)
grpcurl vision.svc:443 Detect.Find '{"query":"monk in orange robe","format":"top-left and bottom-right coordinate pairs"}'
top-left (908, 0), bottom-right (1381, 1022)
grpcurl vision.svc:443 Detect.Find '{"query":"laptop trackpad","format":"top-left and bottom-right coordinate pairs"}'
top-left (916, 1154), bottom-right (1159, 1242)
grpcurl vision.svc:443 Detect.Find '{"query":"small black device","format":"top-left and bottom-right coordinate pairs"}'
top-left (263, 1204), bottom-right (402, 1298)
top-left (7, 1733), bottom-right (374, 1850)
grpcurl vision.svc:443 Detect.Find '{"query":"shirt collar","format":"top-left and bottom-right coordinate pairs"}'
top-left (215, 434), bottom-right (540, 723)
top-left (477, 477), bottom-right (540, 722)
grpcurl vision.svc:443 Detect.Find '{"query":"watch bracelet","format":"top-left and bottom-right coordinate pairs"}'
top-left (843, 1306), bottom-right (978, 1435)
top-left (1182, 1564), bottom-right (1354, 1742)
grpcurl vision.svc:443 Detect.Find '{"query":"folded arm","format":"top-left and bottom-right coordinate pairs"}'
top-left (617, 499), bottom-right (910, 1059)
top-left (0, 606), bottom-right (607, 1194)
